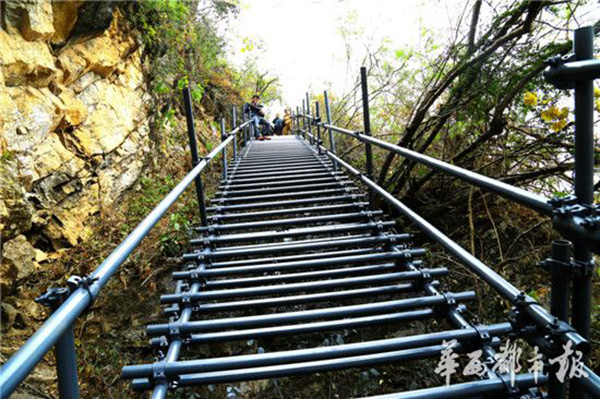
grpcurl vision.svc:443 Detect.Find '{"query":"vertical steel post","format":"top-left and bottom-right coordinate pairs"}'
top-left (55, 325), bottom-right (79, 399)
top-left (550, 240), bottom-right (572, 322)
top-left (306, 93), bottom-right (313, 146)
top-left (301, 100), bottom-right (307, 140)
top-left (242, 111), bottom-right (249, 145)
top-left (38, 288), bottom-right (80, 399)
top-left (360, 67), bottom-right (375, 205)
top-left (296, 106), bottom-right (300, 137)
top-left (221, 118), bottom-right (228, 181)
top-left (315, 101), bottom-right (321, 154)
top-left (232, 105), bottom-right (238, 160)
top-left (548, 240), bottom-right (571, 399)
top-left (570, 25), bottom-right (595, 399)
top-left (324, 90), bottom-right (337, 171)
top-left (182, 87), bottom-right (208, 226)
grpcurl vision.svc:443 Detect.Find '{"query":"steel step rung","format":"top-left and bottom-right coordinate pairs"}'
top-left (233, 156), bottom-right (325, 167)
top-left (228, 163), bottom-right (333, 175)
top-left (210, 188), bottom-right (359, 204)
top-left (193, 221), bottom-right (396, 244)
top-left (162, 282), bottom-right (434, 316)
top-left (184, 235), bottom-right (413, 262)
top-left (206, 246), bottom-right (388, 268)
top-left (196, 211), bottom-right (382, 232)
top-left (225, 167), bottom-right (335, 180)
top-left (146, 292), bottom-right (475, 335)
top-left (207, 202), bottom-right (371, 222)
top-left (132, 337), bottom-right (503, 390)
top-left (124, 323), bottom-right (510, 378)
top-left (218, 181), bottom-right (353, 197)
top-left (162, 284), bottom-right (418, 315)
top-left (228, 160), bottom-right (333, 173)
top-left (220, 175), bottom-right (344, 189)
top-left (201, 262), bottom-right (404, 287)
top-left (206, 194), bottom-right (366, 212)
top-left (178, 250), bottom-right (422, 277)
top-left (161, 268), bottom-right (448, 303)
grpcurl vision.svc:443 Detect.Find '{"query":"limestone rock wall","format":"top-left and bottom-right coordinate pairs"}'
top-left (0, 1), bottom-right (151, 290)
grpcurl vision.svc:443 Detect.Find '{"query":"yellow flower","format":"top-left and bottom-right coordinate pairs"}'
top-left (551, 119), bottom-right (568, 132)
top-left (594, 87), bottom-right (600, 98)
top-left (558, 107), bottom-right (569, 119)
top-left (523, 91), bottom-right (538, 106)
top-left (596, 98), bottom-right (600, 112)
top-left (541, 105), bottom-right (561, 122)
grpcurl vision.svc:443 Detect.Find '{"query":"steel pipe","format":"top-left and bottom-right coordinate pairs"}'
top-left (183, 248), bottom-right (422, 277)
top-left (0, 120), bottom-right (250, 398)
top-left (200, 262), bottom-right (404, 287)
top-left (132, 337), bottom-right (489, 389)
top-left (362, 373), bottom-right (547, 399)
top-left (124, 322), bottom-right (510, 379)
top-left (210, 187), bottom-right (359, 204)
top-left (197, 211), bottom-right (382, 232)
top-left (316, 123), bottom-right (552, 215)
top-left (218, 181), bottom-right (352, 197)
top-left (206, 202), bottom-right (371, 222)
top-left (192, 221), bottom-right (396, 244)
top-left (183, 233), bottom-right (398, 261)
top-left (146, 291), bottom-right (475, 335)
top-left (165, 284), bottom-right (419, 315)
top-left (161, 268), bottom-right (448, 303)
top-left (206, 194), bottom-right (366, 211)
top-left (309, 141), bottom-right (589, 353)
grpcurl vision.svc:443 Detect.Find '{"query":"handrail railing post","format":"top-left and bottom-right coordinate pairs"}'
top-left (221, 118), bottom-right (227, 181)
top-left (315, 100), bottom-right (321, 154)
top-left (570, 25), bottom-right (595, 399)
top-left (0, 129), bottom-right (238, 398)
top-left (301, 100), bottom-right (307, 140)
top-left (232, 105), bottom-right (238, 160)
top-left (182, 86), bottom-right (208, 226)
top-left (38, 288), bottom-right (80, 399)
top-left (296, 106), bottom-right (301, 137)
top-left (242, 111), bottom-right (248, 145)
top-left (306, 92), bottom-right (313, 146)
top-left (55, 326), bottom-right (79, 399)
top-left (546, 240), bottom-right (571, 399)
top-left (360, 67), bottom-right (375, 205)
top-left (324, 90), bottom-right (337, 171)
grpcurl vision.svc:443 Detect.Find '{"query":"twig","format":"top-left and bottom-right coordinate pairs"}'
top-left (468, 187), bottom-right (475, 255)
top-left (480, 192), bottom-right (504, 262)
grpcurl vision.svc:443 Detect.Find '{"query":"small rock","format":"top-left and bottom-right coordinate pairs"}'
top-left (34, 248), bottom-right (48, 263)
top-left (1, 235), bottom-right (39, 283)
top-left (1, 302), bottom-right (17, 332)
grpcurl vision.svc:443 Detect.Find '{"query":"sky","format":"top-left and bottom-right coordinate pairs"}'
top-left (221, 0), bottom-right (600, 115)
top-left (223, 0), bottom-right (463, 109)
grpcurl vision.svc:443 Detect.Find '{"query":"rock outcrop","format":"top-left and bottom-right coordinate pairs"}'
top-left (0, 1), bottom-right (151, 288)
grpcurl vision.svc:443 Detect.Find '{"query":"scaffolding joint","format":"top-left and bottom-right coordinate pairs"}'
top-left (35, 287), bottom-right (70, 310)
top-left (544, 54), bottom-right (576, 89)
top-left (551, 196), bottom-right (600, 254)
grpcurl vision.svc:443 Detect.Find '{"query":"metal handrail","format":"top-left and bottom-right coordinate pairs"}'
top-left (298, 122), bottom-right (600, 397)
top-left (305, 139), bottom-right (588, 349)
top-left (0, 117), bottom-right (250, 398)
top-left (301, 115), bottom-right (553, 216)
top-left (293, 26), bottom-right (600, 399)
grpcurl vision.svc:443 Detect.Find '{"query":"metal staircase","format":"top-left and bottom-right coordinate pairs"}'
top-left (122, 137), bottom-right (531, 398)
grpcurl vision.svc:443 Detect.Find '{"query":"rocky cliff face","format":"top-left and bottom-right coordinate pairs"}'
top-left (0, 1), bottom-right (151, 291)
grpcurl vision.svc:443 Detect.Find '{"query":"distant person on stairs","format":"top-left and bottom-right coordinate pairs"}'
top-left (272, 113), bottom-right (284, 135)
top-left (243, 94), bottom-right (272, 140)
top-left (282, 108), bottom-right (292, 135)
